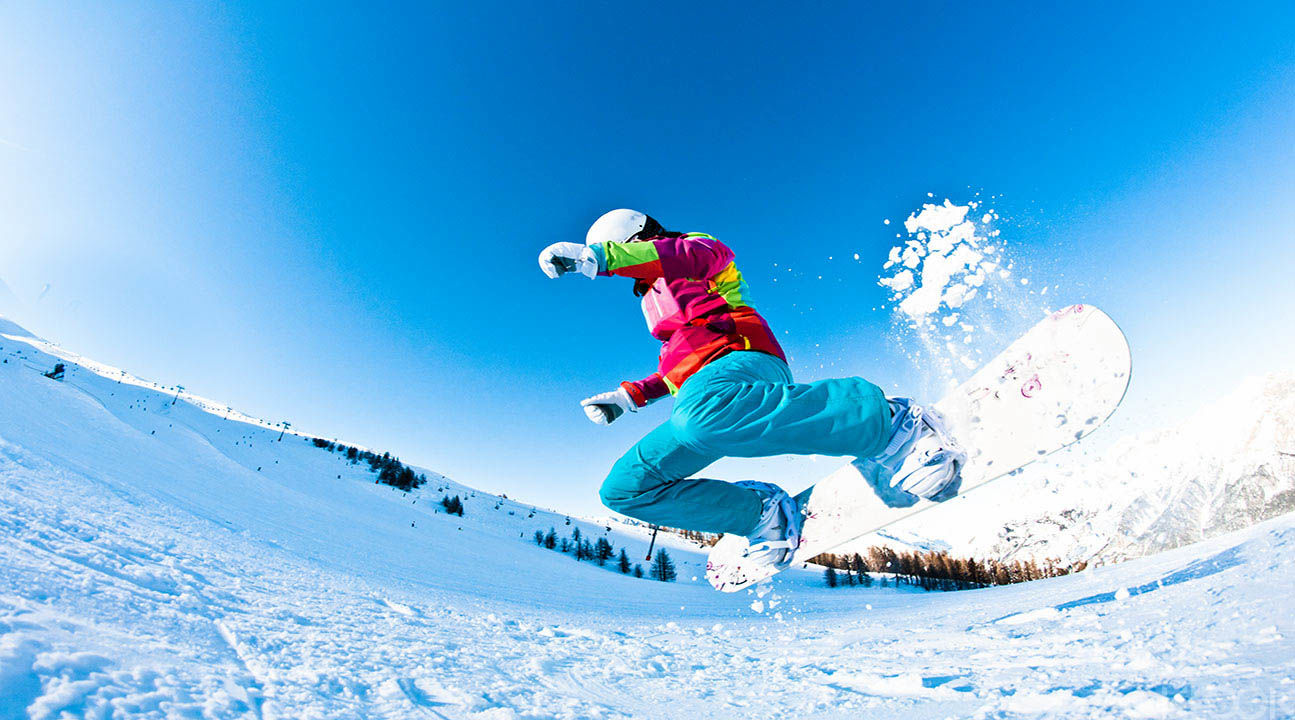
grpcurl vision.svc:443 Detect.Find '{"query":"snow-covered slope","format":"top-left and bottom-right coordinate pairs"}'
top-left (909, 372), bottom-right (1295, 567)
top-left (2, 317), bottom-right (1293, 718)
top-left (0, 319), bottom-right (727, 610)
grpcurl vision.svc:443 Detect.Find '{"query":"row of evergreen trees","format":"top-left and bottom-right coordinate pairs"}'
top-left (532, 526), bottom-right (677, 582)
top-left (310, 437), bottom-right (427, 492)
top-left (813, 546), bottom-right (1074, 592)
top-left (618, 519), bottom-right (721, 548)
top-left (824, 565), bottom-right (874, 588)
top-left (822, 553), bottom-right (877, 589)
top-left (666, 527), bottom-right (720, 547)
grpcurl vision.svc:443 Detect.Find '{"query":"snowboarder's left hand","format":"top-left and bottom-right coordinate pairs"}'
top-left (538, 242), bottom-right (599, 279)
top-left (580, 387), bottom-right (637, 425)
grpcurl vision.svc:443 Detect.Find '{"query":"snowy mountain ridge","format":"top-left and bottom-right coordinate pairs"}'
top-left (921, 371), bottom-right (1295, 566)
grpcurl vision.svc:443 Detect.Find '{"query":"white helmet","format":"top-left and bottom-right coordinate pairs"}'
top-left (586, 208), bottom-right (662, 245)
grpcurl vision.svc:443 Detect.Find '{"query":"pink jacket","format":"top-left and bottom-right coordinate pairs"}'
top-left (588, 232), bottom-right (785, 406)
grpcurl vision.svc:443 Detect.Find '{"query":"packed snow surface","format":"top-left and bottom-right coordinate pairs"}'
top-left (2, 320), bottom-right (1293, 718)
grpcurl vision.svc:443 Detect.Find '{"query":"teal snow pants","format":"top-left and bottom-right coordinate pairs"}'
top-left (598, 350), bottom-right (891, 536)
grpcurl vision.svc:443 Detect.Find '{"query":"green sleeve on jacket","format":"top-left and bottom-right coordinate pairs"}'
top-left (600, 241), bottom-right (663, 280)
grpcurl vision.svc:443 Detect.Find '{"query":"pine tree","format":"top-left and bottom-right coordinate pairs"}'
top-left (533, 530), bottom-right (545, 546)
top-left (824, 567), bottom-right (838, 588)
top-left (851, 553), bottom-right (871, 587)
top-left (572, 527), bottom-right (582, 546)
top-left (633, 564), bottom-right (644, 578)
top-left (438, 495), bottom-right (463, 516)
top-left (617, 548), bottom-right (631, 574)
top-left (401, 467), bottom-right (419, 491)
top-left (594, 538), bottom-right (614, 566)
top-left (650, 549), bottom-right (677, 582)
top-left (543, 528), bottom-right (557, 549)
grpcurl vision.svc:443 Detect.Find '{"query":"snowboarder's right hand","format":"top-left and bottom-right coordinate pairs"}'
top-left (580, 387), bottom-right (636, 425)
top-left (538, 242), bottom-right (599, 279)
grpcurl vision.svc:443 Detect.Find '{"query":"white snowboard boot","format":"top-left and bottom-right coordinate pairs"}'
top-left (868, 397), bottom-right (966, 504)
top-left (735, 481), bottom-right (802, 570)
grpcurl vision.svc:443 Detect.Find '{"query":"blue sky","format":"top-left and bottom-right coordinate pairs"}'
top-left (1, 2), bottom-right (1293, 515)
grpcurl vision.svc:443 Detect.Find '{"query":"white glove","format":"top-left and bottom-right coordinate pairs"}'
top-left (538, 242), bottom-right (599, 279)
top-left (580, 387), bottom-right (637, 425)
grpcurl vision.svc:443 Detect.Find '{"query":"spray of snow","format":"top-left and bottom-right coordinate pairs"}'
top-left (877, 197), bottom-right (1041, 392)
top-left (880, 199), bottom-right (1003, 328)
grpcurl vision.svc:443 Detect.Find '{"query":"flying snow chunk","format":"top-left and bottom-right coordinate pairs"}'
top-left (904, 199), bottom-right (971, 235)
top-left (880, 270), bottom-right (914, 293)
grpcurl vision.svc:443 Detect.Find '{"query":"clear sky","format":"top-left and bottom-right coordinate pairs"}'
top-left (2, 2), bottom-right (1293, 516)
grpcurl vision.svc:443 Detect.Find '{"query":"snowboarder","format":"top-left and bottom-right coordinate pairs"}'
top-left (538, 209), bottom-right (965, 574)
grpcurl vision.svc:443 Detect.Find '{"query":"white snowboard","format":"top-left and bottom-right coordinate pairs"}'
top-left (706, 304), bottom-right (1132, 592)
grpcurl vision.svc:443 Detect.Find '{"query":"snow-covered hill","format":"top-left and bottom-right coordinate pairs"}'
top-left (2, 317), bottom-right (1293, 718)
top-left (906, 372), bottom-right (1295, 567)
top-left (0, 318), bottom-right (726, 607)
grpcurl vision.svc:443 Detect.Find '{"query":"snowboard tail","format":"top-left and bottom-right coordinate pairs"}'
top-left (706, 304), bottom-right (1132, 592)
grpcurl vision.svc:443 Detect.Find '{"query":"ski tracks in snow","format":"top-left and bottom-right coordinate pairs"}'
top-left (3, 446), bottom-right (1293, 720)
top-left (0, 442), bottom-right (267, 718)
